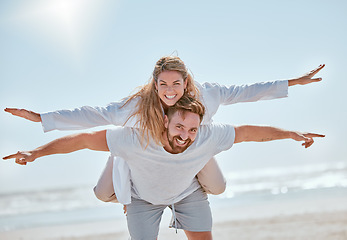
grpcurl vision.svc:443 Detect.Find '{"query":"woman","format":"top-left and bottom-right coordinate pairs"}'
top-left (5, 56), bottom-right (325, 204)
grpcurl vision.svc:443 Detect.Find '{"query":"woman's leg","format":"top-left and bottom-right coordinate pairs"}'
top-left (196, 157), bottom-right (226, 195)
top-left (93, 156), bottom-right (118, 203)
top-left (184, 230), bottom-right (212, 240)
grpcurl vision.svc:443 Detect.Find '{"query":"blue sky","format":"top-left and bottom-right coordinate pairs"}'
top-left (1, 0), bottom-right (346, 193)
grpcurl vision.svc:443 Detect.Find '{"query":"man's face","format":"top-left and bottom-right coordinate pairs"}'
top-left (164, 111), bottom-right (200, 154)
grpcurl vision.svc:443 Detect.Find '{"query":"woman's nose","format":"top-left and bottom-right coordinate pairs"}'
top-left (166, 86), bottom-right (174, 92)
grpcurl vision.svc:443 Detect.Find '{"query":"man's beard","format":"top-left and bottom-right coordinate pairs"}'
top-left (167, 131), bottom-right (192, 154)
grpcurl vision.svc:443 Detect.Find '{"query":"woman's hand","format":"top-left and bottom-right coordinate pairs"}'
top-left (288, 64), bottom-right (325, 86)
top-left (4, 108), bottom-right (42, 122)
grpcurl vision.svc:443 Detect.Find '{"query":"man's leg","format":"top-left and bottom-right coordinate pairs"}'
top-left (93, 156), bottom-right (118, 202)
top-left (197, 157), bottom-right (226, 195)
top-left (170, 188), bottom-right (213, 240)
top-left (126, 197), bottom-right (166, 240)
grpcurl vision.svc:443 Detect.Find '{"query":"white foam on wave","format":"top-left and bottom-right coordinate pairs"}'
top-left (221, 161), bottom-right (347, 198)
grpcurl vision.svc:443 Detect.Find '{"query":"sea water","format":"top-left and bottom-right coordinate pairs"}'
top-left (1, 161), bottom-right (347, 232)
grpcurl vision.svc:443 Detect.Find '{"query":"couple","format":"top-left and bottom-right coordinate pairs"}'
top-left (4, 56), bottom-right (325, 240)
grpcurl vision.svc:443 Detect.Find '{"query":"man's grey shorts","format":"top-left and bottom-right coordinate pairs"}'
top-left (126, 187), bottom-right (212, 240)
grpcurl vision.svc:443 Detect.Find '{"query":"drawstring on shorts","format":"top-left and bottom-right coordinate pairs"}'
top-left (171, 204), bottom-right (178, 233)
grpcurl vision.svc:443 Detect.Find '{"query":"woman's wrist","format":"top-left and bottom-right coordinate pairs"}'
top-left (288, 79), bottom-right (299, 87)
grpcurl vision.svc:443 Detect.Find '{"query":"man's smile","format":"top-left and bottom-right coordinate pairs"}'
top-left (175, 138), bottom-right (187, 146)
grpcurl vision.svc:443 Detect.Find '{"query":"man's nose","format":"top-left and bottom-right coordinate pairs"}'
top-left (180, 131), bottom-right (188, 140)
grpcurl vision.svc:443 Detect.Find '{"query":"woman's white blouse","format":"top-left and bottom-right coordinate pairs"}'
top-left (41, 80), bottom-right (288, 132)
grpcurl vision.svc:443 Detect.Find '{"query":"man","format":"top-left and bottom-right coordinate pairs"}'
top-left (3, 96), bottom-right (324, 240)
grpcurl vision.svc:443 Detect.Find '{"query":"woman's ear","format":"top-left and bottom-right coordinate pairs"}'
top-left (154, 80), bottom-right (158, 91)
top-left (184, 79), bottom-right (188, 90)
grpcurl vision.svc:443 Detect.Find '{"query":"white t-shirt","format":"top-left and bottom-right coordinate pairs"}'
top-left (106, 124), bottom-right (235, 205)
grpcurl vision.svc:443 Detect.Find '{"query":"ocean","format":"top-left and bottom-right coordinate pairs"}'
top-left (1, 161), bottom-right (347, 233)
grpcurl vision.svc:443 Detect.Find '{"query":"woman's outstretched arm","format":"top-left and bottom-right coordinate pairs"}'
top-left (4, 97), bottom-right (139, 132)
top-left (199, 64), bottom-right (325, 124)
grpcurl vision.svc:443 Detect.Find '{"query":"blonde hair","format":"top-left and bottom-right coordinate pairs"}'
top-left (123, 56), bottom-right (200, 146)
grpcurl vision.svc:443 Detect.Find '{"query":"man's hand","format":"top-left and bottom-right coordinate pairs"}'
top-left (290, 132), bottom-right (325, 148)
top-left (4, 108), bottom-right (42, 122)
top-left (3, 130), bottom-right (109, 167)
top-left (234, 125), bottom-right (325, 147)
top-left (3, 151), bottom-right (38, 165)
top-left (288, 64), bottom-right (325, 86)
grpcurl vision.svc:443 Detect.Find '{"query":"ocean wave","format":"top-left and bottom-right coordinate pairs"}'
top-left (1, 162), bottom-right (346, 217)
top-left (221, 161), bottom-right (347, 198)
top-left (0, 186), bottom-right (101, 217)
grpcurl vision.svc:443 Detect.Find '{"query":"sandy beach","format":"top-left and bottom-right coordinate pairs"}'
top-left (2, 210), bottom-right (347, 240)
top-left (2, 188), bottom-right (347, 240)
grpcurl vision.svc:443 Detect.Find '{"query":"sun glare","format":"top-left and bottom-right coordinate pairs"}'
top-left (6, 0), bottom-right (106, 60)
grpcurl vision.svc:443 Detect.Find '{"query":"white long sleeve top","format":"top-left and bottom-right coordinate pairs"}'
top-left (41, 80), bottom-right (288, 131)
top-left (40, 80), bottom-right (288, 204)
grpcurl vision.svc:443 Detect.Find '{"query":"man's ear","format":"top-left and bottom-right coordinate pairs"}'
top-left (164, 115), bottom-right (169, 129)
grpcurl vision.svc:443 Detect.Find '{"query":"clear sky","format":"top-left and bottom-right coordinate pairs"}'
top-left (1, 0), bottom-right (346, 194)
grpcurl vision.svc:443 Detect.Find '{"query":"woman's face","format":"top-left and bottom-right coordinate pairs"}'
top-left (155, 71), bottom-right (187, 107)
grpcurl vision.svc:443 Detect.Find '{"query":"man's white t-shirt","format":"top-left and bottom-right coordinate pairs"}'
top-left (106, 124), bottom-right (236, 205)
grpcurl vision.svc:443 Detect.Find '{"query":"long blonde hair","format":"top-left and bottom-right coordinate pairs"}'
top-left (123, 56), bottom-right (200, 146)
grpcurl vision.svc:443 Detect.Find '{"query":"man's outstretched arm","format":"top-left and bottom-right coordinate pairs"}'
top-left (234, 125), bottom-right (325, 148)
top-left (3, 130), bottom-right (108, 165)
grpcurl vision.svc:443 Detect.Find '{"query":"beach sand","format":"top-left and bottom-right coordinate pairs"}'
top-left (2, 189), bottom-right (347, 240)
top-left (2, 210), bottom-right (346, 240)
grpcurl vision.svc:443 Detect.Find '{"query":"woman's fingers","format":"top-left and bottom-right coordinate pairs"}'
top-left (4, 108), bottom-right (41, 122)
top-left (4, 108), bottom-right (22, 116)
top-left (308, 64), bottom-right (325, 77)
